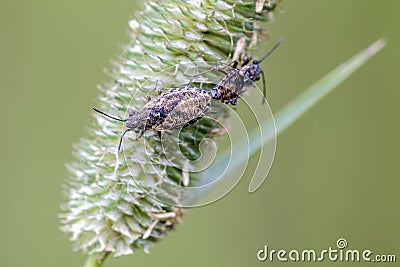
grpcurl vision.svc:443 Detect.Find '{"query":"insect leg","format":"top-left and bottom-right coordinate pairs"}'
top-left (241, 53), bottom-right (253, 66)
top-left (216, 68), bottom-right (229, 75)
top-left (185, 60), bottom-right (235, 78)
top-left (232, 60), bottom-right (239, 69)
top-left (135, 129), bottom-right (145, 139)
top-left (144, 80), bottom-right (162, 101)
top-left (156, 80), bottom-right (162, 95)
top-left (184, 65), bottom-right (218, 78)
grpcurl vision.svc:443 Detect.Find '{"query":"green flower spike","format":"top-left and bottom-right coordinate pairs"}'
top-left (60, 0), bottom-right (280, 265)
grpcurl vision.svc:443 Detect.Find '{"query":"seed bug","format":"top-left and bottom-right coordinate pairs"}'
top-left (210, 37), bottom-right (283, 105)
top-left (93, 85), bottom-right (211, 152)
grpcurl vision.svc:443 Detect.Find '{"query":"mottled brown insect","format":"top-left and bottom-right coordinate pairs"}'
top-left (93, 85), bottom-right (211, 152)
top-left (210, 37), bottom-right (283, 105)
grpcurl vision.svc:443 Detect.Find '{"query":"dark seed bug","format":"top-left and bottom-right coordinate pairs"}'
top-left (93, 85), bottom-right (211, 152)
top-left (210, 37), bottom-right (283, 105)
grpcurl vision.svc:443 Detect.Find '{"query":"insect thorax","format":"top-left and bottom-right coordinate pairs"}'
top-left (126, 109), bottom-right (151, 133)
top-left (247, 62), bottom-right (262, 82)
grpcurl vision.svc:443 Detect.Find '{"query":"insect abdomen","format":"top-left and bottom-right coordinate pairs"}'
top-left (147, 86), bottom-right (211, 131)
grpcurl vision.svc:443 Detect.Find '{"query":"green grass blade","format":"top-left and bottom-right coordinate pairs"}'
top-left (273, 38), bottom-right (387, 137)
top-left (199, 38), bottom-right (387, 196)
top-left (248, 38), bottom-right (387, 192)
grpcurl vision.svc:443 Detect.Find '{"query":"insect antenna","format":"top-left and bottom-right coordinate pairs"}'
top-left (92, 108), bottom-right (138, 153)
top-left (257, 37), bottom-right (284, 64)
top-left (92, 108), bottom-right (127, 122)
top-left (261, 70), bottom-right (267, 104)
top-left (117, 129), bottom-right (131, 153)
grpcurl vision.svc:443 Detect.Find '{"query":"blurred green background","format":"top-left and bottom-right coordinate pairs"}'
top-left (1, 0), bottom-right (399, 266)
